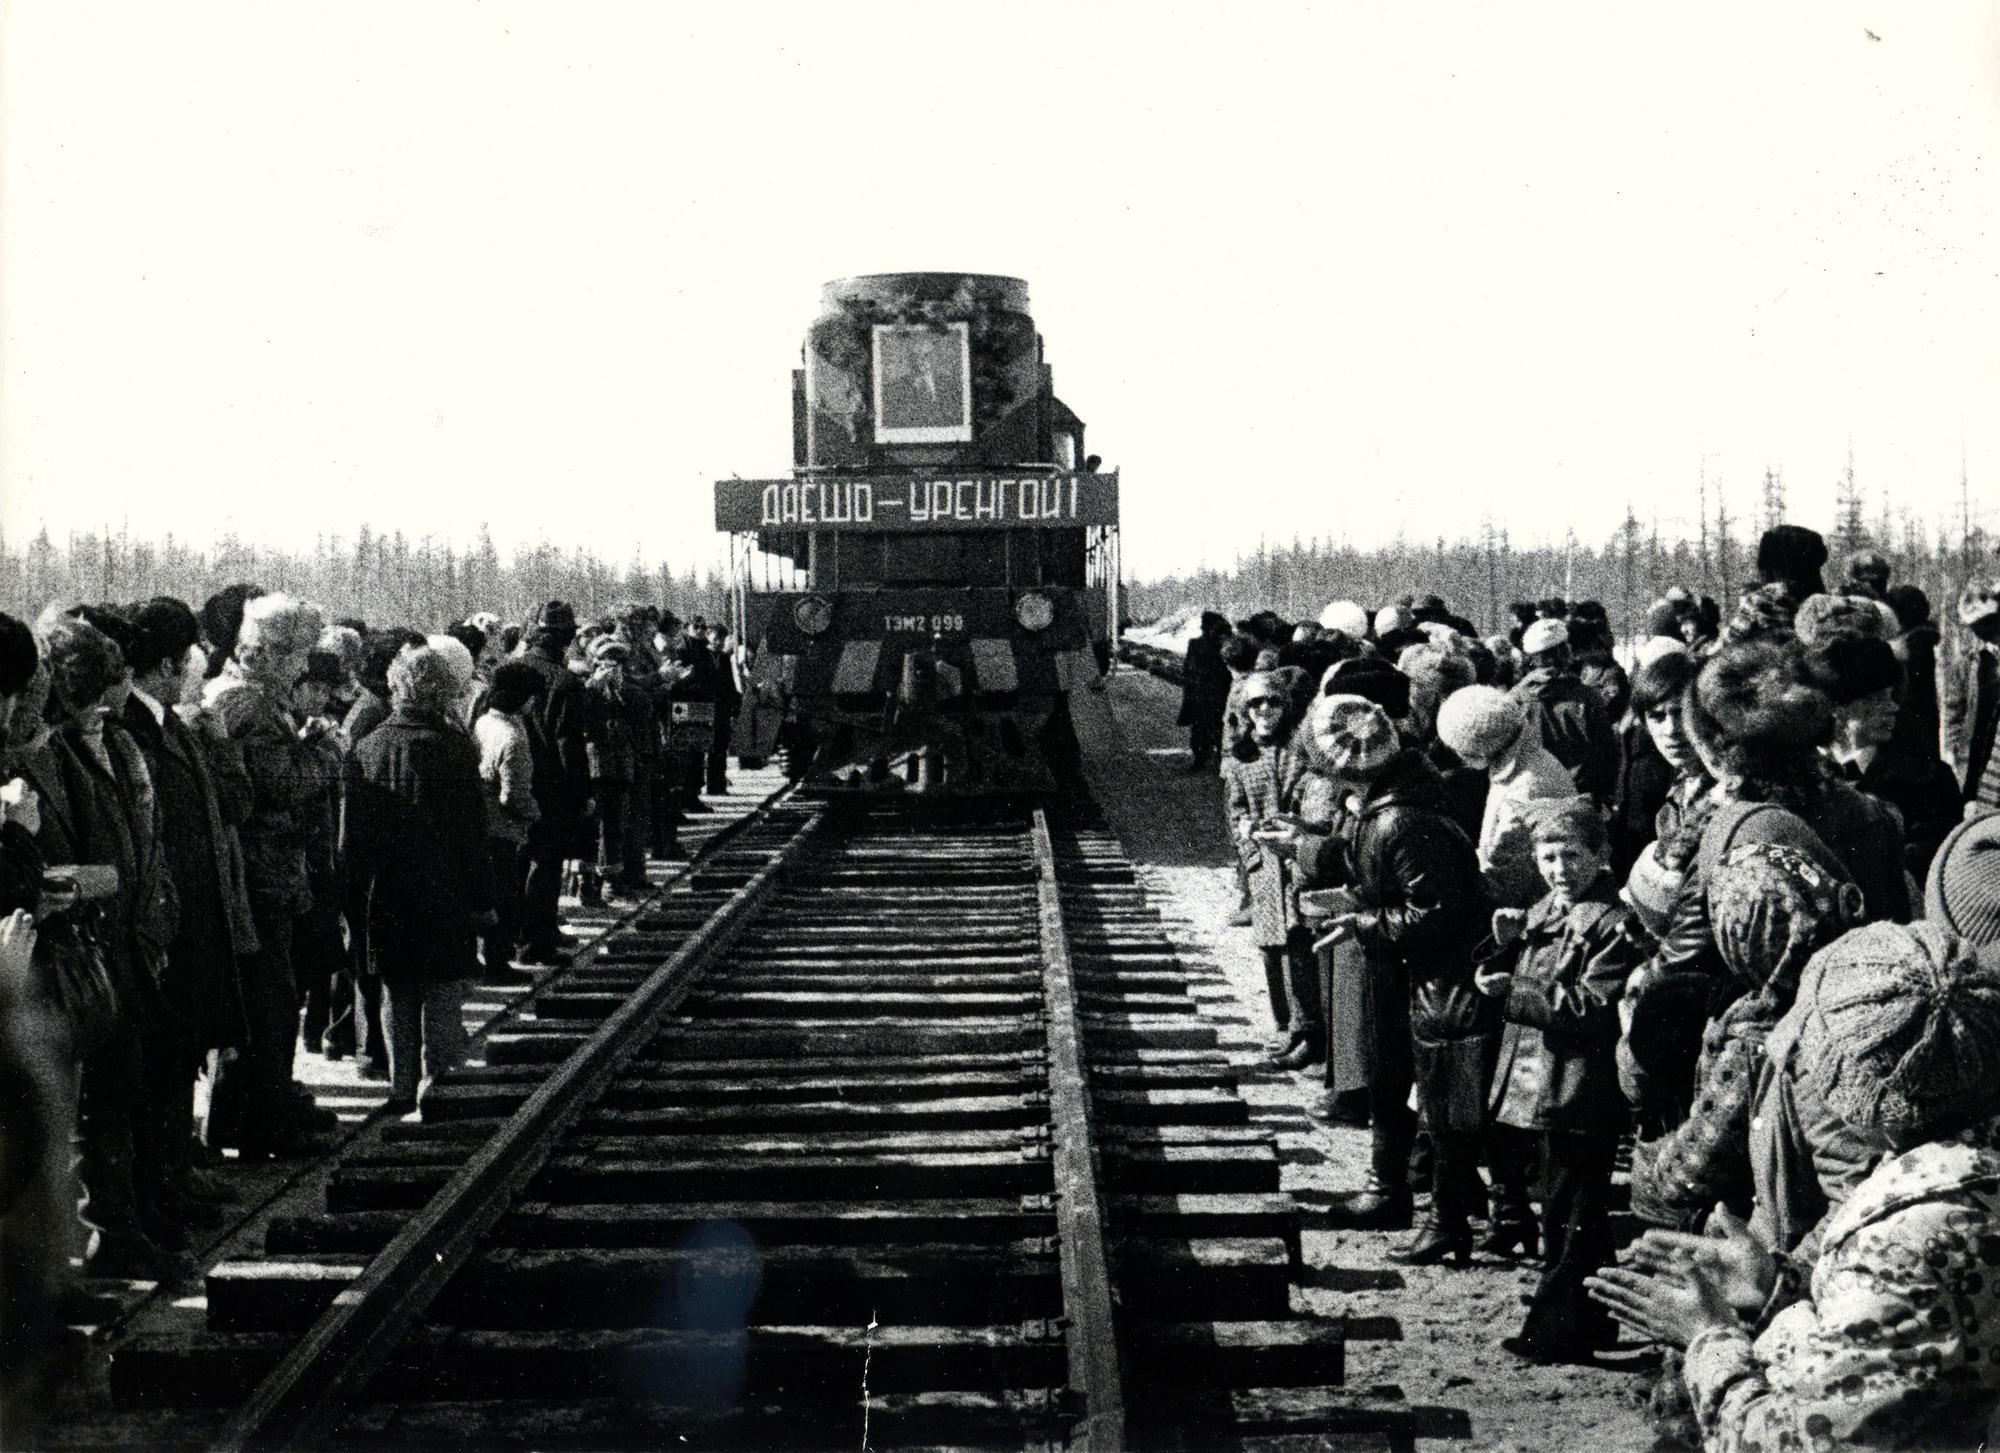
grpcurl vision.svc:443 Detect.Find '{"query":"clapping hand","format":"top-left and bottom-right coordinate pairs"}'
top-left (1584, 1202), bottom-right (1761, 1347)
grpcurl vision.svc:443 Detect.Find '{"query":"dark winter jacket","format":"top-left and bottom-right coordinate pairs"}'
top-left (209, 680), bottom-right (336, 916)
top-left (1511, 666), bottom-right (1618, 804)
top-left (344, 708), bottom-right (494, 985)
top-left (1480, 885), bottom-right (1640, 1134)
top-left (517, 641), bottom-right (593, 839)
top-left (1892, 622), bottom-right (1941, 751)
top-left (121, 696), bottom-right (253, 1047)
top-left (1837, 720), bottom-right (1963, 883)
top-left (1611, 719), bottom-right (1677, 876)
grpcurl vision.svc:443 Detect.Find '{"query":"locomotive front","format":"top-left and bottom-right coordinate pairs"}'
top-left (715, 273), bottom-right (1120, 796)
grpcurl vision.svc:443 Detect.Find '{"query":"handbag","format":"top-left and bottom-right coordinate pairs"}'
top-left (38, 912), bottom-right (119, 1053)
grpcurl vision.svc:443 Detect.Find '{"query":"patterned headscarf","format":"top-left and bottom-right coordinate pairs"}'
top-left (1705, 840), bottom-right (1862, 999)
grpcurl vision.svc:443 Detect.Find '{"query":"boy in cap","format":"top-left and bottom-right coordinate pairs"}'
top-left (1476, 795), bottom-right (1642, 1361)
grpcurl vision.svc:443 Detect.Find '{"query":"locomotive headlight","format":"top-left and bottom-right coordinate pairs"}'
top-left (1014, 592), bottom-right (1055, 632)
top-left (793, 596), bottom-right (834, 636)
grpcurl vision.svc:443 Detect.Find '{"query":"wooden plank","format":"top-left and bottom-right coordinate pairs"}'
top-left (209, 806), bottom-right (827, 1452)
top-left (1031, 809), bottom-right (1127, 1451)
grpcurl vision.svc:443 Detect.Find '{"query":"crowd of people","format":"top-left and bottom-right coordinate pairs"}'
top-left (0, 588), bottom-right (773, 1438)
top-left (1179, 523), bottom-right (2000, 1450)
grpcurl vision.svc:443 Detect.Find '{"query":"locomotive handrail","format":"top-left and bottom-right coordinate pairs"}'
top-left (209, 803), bottom-right (829, 1453)
top-left (1031, 808), bottom-right (1128, 1451)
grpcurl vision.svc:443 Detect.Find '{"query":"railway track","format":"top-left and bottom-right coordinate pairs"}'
top-left (52, 799), bottom-right (1460, 1452)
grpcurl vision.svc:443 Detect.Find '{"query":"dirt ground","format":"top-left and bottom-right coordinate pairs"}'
top-left (1070, 667), bottom-right (1659, 1453)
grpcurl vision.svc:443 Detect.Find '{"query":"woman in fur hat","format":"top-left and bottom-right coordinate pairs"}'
top-left (1618, 639), bottom-right (1907, 1146)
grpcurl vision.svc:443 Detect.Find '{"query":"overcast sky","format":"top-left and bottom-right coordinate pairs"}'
top-left (3, 2), bottom-right (1995, 580)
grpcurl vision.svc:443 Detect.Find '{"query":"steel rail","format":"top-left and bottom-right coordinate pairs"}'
top-left (1030, 808), bottom-right (1127, 1451)
top-left (209, 804), bottom-right (829, 1453)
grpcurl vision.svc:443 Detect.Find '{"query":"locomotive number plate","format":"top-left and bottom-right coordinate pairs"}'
top-left (882, 613), bottom-right (966, 635)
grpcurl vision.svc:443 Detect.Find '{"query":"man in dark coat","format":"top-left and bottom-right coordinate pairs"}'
top-left (705, 621), bottom-right (741, 797)
top-left (513, 602), bottom-right (591, 963)
top-left (1943, 580), bottom-right (2000, 810)
top-left (1177, 612), bottom-right (1232, 770)
top-left (667, 617), bottom-right (721, 814)
top-left (1885, 583), bottom-right (1942, 751)
top-left (343, 646), bottom-right (494, 1107)
top-left (1509, 618), bottom-right (1618, 805)
top-left (1286, 695), bottom-right (1495, 1255)
top-left (121, 598), bottom-right (254, 1233)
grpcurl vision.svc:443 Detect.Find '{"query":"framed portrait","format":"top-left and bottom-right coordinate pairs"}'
top-left (872, 321), bottom-right (972, 444)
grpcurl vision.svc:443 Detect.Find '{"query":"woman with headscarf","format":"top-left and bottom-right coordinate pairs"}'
top-left (344, 646), bottom-right (495, 1110)
top-left (1618, 639), bottom-right (1908, 1147)
top-left (1222, 666), bottom-right (1329, 1068)
top-left (1589, 915), bottom-right (2000, 1452)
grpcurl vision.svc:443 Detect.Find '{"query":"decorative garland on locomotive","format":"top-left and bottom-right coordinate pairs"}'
top-left (715, 273), bottom-right (1120, 795)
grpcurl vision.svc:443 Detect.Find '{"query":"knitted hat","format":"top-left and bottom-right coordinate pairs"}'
top-left (1318, 600), bottom-right (1370, 640)
top-left (1373, 605), bottom-right (1408, 638)
top-left (1524, 793), bottom-right (1609, 855)
top-left (1807, 632), bottom-right (1903, 705)
top-left (1925, 811), bottom-right (2000, 947)
top-left (1706, 840), bottom-right (1862, 996)
top-left (1520, 618), bottom-right (1569, 657)
top-left (1434, 684), bottom-right (1527, 764)
top-left (1396, 642), bottom-right (1477, 703)
top-left (1784, 919), bottom-right (2000, 1148)
top-left (1308, 692), bottom-right (1401, 777)
top-left (1319, 655), bottom-right (1411, 718)
top-left (1634, 634), bottom-right (1689, 671)
top-left (426, 633), bottom-right (477, 691)
top-left (1622, 843), bottom-right (1682, 938)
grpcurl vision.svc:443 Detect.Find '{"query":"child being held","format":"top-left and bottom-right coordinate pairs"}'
top-left (1475, 793), bottom-right (1644, 1364)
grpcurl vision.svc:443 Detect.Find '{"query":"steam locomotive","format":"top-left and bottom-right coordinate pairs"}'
top-left (715, 273), bottom-right (1120, 796)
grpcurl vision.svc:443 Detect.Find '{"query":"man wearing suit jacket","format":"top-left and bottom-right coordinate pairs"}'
top-left (122, 598), bottom-right (256, 1228)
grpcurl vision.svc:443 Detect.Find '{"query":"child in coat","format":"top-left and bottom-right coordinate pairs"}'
top-left (1475, 794), bottom-right (1643, 1362)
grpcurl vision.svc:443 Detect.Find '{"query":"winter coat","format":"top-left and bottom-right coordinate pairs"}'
top-left (344, 708), bottom-right (493, 984)
top-left (1891, 622), bottom-right (1941, 752)
top-left (1610, 719), bottom-right (1676, 876)
top-left (1630, 993), bottom-right (1776, 1227)
top-left (1474, 737), bottom-right (1576, 909)
top-left (1176, 633), bottom-right (1229, 726)
top-left (1682, 1132), bottom-right (2000, 1453)
top-left (1618, 801), bottom-right (1848, 1138)
top-left (516, 643), bottom-right (593, 847)
top-left (343, 686), bottom-right (390, 747)
top-left (473, 709), bottom-right (541, 845)
top-left (1941, 639), bottom-right (2000, 803)
top-left (53, 719), bottom-right (175, 1002)
top-left (1297, 751), bottom-right (1495, 1131)
top-left (583, 672), bottom-right (636, 785)
top-left (1480, 885), bottom-right (1639, 1133)
top-left (1836, 723), bottom-right (1966, 884)
top-left (1511, 666), bottom-right (1618, 804)
top-left (121, 695), bottom-right (253, 1047)
top-left (1222, 716), bottom-right (1335, 947)
top-left (209, 680), bottom-right (337, 917)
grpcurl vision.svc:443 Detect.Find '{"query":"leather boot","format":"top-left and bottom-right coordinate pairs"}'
top-left (1320, 1174), bottom-right (1414, 1230)
top-left (1389, 1214), bottom-right (1473, 1266)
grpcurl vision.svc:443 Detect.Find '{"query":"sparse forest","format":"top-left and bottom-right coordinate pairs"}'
top-left (1124, 465), bottom-right (1993, 639)
top-left (0, 522), bottom-right (734, 628)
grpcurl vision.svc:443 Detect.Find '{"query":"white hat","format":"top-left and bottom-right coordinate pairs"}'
top-left (426, 633), bottom-right (477, 691)
top-left (1634, 635), bottom-right (1689, 671)
top-left (1319, 600), bottom-right (1370, 639)
top-left (1521, 618), bottom-right (1569, 656)
top-left (1374, 605), bottom-right (1408, 637)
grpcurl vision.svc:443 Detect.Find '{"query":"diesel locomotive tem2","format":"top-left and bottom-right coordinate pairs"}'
top-left (715, 272), bottom-right (1121, 797)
